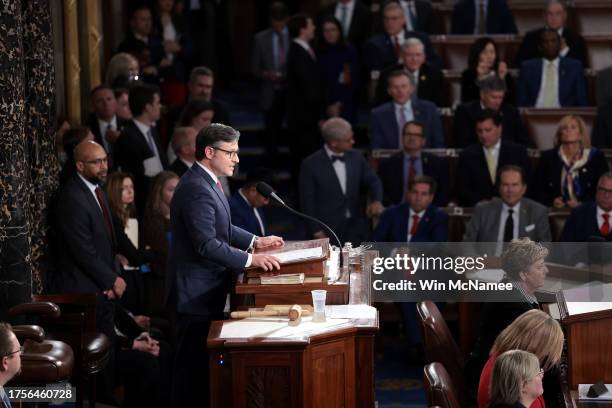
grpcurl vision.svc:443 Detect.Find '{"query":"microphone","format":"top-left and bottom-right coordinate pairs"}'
top-left (256, 181), bottom-right (345, 267)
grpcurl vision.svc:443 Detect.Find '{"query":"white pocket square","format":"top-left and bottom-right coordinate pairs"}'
top-left (525, 224), bottom-right (535, 232)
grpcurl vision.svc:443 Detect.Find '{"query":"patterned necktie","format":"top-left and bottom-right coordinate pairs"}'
top-left (601, 213), bottom-right (610, 236)
top-left (340, 5), bottom-right (349, 37)
top-left (504, 209), bottom-right (514, 242)
top-left (410, 214), bottom-right (420, 237)
top-left (542, 61), bottom-right (558, 107)
top-left (1, 391), bottom-right (12, 408)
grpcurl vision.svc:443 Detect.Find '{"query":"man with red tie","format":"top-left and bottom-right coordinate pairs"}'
top-left (561, 172), bottom-right (612, 241)
top-left (372, 175), bottom-right (448, 243)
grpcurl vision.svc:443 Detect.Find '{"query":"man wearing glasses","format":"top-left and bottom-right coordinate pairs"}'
top-left (168, 123), bottom-right (284, 407)
top-left (54, 140), bottom-right (124, 404)
top-left (561, 171), bottom-right (612, 241)
top-left (0, 323), bottom-right (22, 407)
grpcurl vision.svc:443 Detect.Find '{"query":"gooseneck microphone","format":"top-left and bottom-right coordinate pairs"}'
top-left (256, 181), bottom-right (345, 267)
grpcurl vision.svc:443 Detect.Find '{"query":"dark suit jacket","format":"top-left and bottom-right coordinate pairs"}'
top-left (372, 203), bottom-right (448, 242)
top-left (169, 158), bottom-right (190, 177)
top-left (460, 68), bottom-right (515, 105)
top-left (451, 0), bottom-right (517, 34)
top-left (411, 0), bottom-right (434, 33)
top-left (114, 120), bottom-right (168, 213)
top-left (592, 101), bottom-right (612, 148)
top-left (54, 174), bottom-right (120, 294)
top-left (370, 100), bottom-right (444, 148)
top-left (319, 1), bottom-right (372, 50)
top-left (535, 148), bottom-right (609, 207)
top-left (514, 27), bottom-right (588, 68)
top-left (286, 42), bottom-right (324, 130)
top-left (299, 148), bottom-right (383, 243)
top-left (377, 151), bottom-right (449, 206)
top-left (363, 30), bottom-right (442, 74)
top-left (229, 193), bottom-right (267, 237)
top-left (374, 63), bottom-right (446, 107)
top-left (517, 57), bottom-right (587, 107)
top-left (86, 113), bottom-right (129, 154)
top-left (456, 141), bottom-right (530, 207)
top-left (453, 100), bottom-right (528, 147)
top-left (167, 164), bottom-right (254, 316)
top-left (560, 201), bottom-right (612, 242)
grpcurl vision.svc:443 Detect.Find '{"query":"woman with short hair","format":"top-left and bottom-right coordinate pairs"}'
top-left (488, 349), bottom-right (544, 408)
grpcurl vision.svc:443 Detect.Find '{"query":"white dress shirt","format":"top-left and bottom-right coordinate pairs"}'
top-left (77, 173), bottom-right (103, 212)
top-left (596, 206), bottom-right (612, 229)
top-left (324, 144), bottom-right (351, 218)
top-left (97, 116), bottom-right (118, 153)
top-left (293, 38), bottom-right (314, 58)
top-left (334, 0), bottom-right (355, 35)
top-left (535, 57), bottom-right (560, 108)
top-left (133, 119), bottom-right (164, 177)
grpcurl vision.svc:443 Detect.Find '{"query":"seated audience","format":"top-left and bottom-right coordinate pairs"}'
top-left (454, 75), bottom-right (526, 147)
top-left (375, 38), bottom-right (446, 107)
top-left (377, 120), bottom-right (449, 206)
top-left (478, 310), bottom-right (564, 408)
top-left (461, 37), bottom-right (514, 104)
top-left (142, 171), bottom-right (179, 316)
top-left (456, 110), bottom-right (530, 207)
top-left (515, 0), bottom-right (587, 68)
top-left (118, 5), bottom-right (167, 85)
top-left (168, 126), bottom-right (197, 177)
top-left (364, 1), bottom-right (441, 80)
top-left (464, 166), bottom-right (551, 248)
top-left (299, 118), bottom-right (383, 244)
top-left (487, 350), bottom-right (545, 408)
top-left (318, 0), bottom-right (373, 50)
top-left (517, 29), bottom-right (586, 107)
top-left (114, 87), bottom-right (133, 120)
top-left (373, 176), bottom-right (448, 242)
top-left (114, 84), bottom-right (168, 214)
top-left (370, 70), bottom-right (443, 149)
top-left (87, 85), bottom-right (129, 162)
top-left (252, 2), bottom-right (289, 160)
top-left (105, 52), bottom-right (140, 88)
top-left (317, 16), bottom-right (361, 124)
top-left (58, 127), bottom-right (95, 187)
top-left (451, 0), bottom-right (517, 34)
top-left (560, 172), bottom-right (612, 242)
top-left (536, 115), bottom-right (609, 208)
top-left (229, 168), bottom-right (273, 237)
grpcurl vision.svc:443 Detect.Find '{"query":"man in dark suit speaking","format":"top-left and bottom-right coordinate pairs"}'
top-left (168, 123), bottom-right (283, 407)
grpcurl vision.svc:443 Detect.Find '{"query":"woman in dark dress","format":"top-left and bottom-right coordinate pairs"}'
top-left (536, 115), bottom-right (609, 208)
top-left (461, 37), bottom-right (514, 104)
top-left (316, 16), bottom-right (361, 125)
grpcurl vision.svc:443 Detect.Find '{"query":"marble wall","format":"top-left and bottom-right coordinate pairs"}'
top-left (0, 0), bottom-right (57, 317)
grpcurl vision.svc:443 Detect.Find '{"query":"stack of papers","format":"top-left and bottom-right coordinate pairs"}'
top-left (273, 247), bottom-right (323, 263)
top-left (260, 273), bottom-right (305, 285)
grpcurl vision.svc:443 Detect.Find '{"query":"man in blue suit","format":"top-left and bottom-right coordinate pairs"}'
top-left (168, 124), bottom-right (284, 407)
top-left (517, 28), bottom-right (587, 107)
top-left (370, 70), bottom-right (444, 149)
top-left (364, 1), bottom-right (441, 78)
top-left (373, 176), bottom-right (448, 242)
top-left (300, 117), bottom-right (384, 244)
top-left (229, 168), bottom-right (272, 236)
top-left (451, 0), bottom-right (517, 34)
top-left (561, 172), bottom-right (612, 242)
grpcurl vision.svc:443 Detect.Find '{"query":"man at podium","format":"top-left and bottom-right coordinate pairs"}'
top-left (167, 123), bottom-right (284, 408)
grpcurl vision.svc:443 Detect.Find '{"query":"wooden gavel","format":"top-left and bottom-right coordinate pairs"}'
top-left (230, 304), bottom-right (312, 321)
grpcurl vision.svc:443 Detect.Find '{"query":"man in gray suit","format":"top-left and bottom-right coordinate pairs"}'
top-left (464, 165), bottom-right (551, 252)
top-left (252, 2), bottom-right (289, 160)
top-left (300, 118), bottom-right (384, 244)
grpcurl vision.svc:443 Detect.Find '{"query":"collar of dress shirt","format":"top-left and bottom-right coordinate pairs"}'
top-left (196, 161), bottom-right (219, 184)
top-left (542, 57), bottom-right (560, 69)
top-left (512, 280), bottom-right (539, 304)
top-left (133, 119), bottom-right (152, 137)
top-left (336, 0), bottom-right (355, 13)
top-left (410, 208), bottom-right (426, 219)
top-left (238, 188), bottom-right (254, 208)
top-left (133, 32), bottom-right (149, 43)
top-left (293, 38), bottom-right (313, 53)
top-left (403, 150), bottom-right (422, 161)
top-left (597, 206), bottom-right (612, 221)
top-left (502, 200), bottom-right (521, 214)
top-left (482, 138), bottom-right (501, 155)
top-left (98, 116), bottom-right (118, 131)
top-left (77, 173), bottom-right (98, 195)
top-left (180, 158), bottom-right (194, 168)
top-left (394, 99), bottom-right (412, 113)
top-left (324, 143), bottom-right (345, 160)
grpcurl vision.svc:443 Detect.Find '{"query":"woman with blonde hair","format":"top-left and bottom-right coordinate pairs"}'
top-left (478, 309), bottom-right (564, 408)
top-left (488, 350), bottom-right (544, 408)
top-left (105, 52), bottom-right (140, 88)
top-left (536, 114), bottom-right (609, 208)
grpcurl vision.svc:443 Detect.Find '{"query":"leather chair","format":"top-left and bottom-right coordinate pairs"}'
top-left (417, 301), bottom-right (465, 403)
top-left (7, 302), bottom-right (74, 386)
top-left (424, 362), bottom-right (462, 408)
top-left (549, 210), bottom-right (571, 242)
top-left (32, 294), bottom-right (111, 408)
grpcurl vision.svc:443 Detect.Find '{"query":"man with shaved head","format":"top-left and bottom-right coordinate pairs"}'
top-left (54, 140), bottom-right (125, 404)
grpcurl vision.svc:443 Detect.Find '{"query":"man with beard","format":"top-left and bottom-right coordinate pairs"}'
top-left (0, 323), bottom-right (22, 407)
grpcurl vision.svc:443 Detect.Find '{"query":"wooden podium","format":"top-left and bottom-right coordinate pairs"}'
top-left (208, 251), bottom-right (378, 408)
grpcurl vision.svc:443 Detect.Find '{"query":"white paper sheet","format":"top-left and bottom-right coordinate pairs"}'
top-left (219, 316), bottom-right (350, 339)
top-left (325, 304), bottom-right (377, 320)
top-left (273, 247), bottom-right (323, 264)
